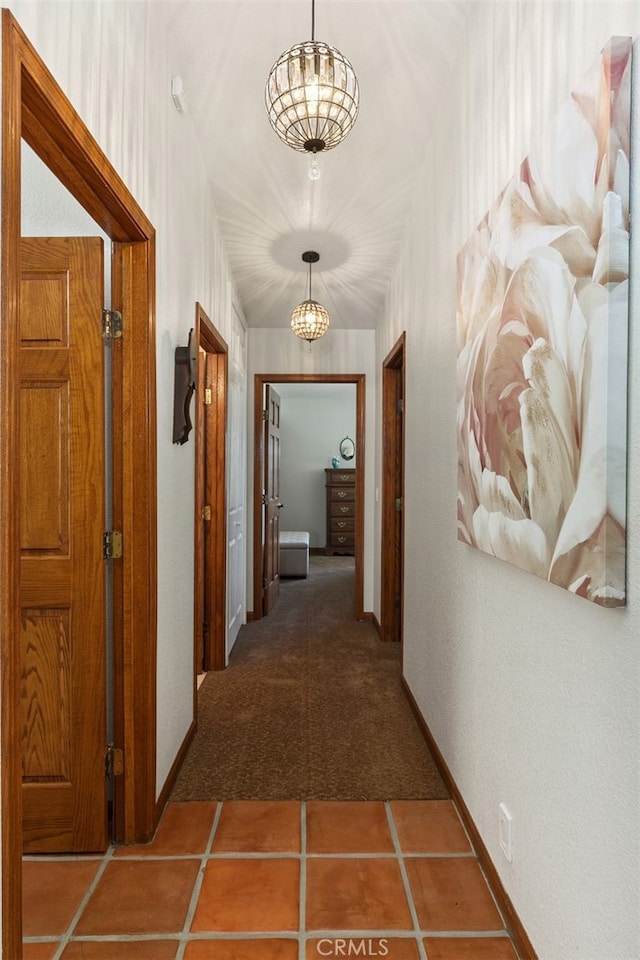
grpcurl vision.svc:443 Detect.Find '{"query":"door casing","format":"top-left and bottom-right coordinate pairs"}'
top-left (381, 333), bottom-right (406, 646)
top-left (252, 373), bottom-right (366, 620)
top-left (193, 302), bottom-right (228, 675)
top-left (1, 12), bottom-right (158, 956)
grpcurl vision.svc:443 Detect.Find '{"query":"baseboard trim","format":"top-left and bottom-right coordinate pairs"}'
top-left (402, 678), bottom-right (537, 960)
top-left (154, 718), bottom-right (197, 826)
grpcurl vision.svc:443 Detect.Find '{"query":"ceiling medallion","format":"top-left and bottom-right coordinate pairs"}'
top-left (265, 0), bottom-right (359, 154)
top-left (291, 251), bottom-right (330, 343)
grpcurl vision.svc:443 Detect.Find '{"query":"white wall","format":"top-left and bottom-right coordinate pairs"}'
top-left (248, 328), bottom-right (376, 611)
top-left (277, 383), bottom-right (357, 547)
top-left (378, 4), bottom-right (640, 958)
top-left (1, 0), bottom-right (246, 801)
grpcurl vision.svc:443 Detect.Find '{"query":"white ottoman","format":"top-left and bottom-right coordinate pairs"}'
top-left (279, 531), bottom-right (310, 578)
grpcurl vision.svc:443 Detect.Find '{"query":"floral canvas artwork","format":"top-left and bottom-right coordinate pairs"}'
top-left (456, 38), bottom-right (631, 607)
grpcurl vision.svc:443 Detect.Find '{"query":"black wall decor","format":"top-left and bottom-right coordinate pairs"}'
top-left (172, 328), bottom-right (198, 444)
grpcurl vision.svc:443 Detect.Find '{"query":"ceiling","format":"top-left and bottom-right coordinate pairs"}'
top-left (160, 1), bottom-right (471, 330)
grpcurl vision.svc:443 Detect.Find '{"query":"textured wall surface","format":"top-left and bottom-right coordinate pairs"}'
top-left (377, 4), bottom-right (640, 958)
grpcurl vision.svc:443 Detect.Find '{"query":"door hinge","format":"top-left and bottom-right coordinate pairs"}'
top-left (262, 493), bottom-right (268, 506)
top-left (202, 504), bottom-right (211, 521)
top-left (105, 744), bottom-right (124, 779)
top-left (204, 388), bottom-right (212, 405)
top-left (262, 409), bottom-right (269, 421)
top-left (395, 497), bottom-right (403, 512)
top-left (103, 530), bottom-right (123, 560)
top-left (102, 309), bottom-right (123, 340)
top-left (396, 398), bottom-right (404, 414)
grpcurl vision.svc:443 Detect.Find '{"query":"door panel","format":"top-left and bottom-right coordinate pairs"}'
top-left (262, 385), bottom-right (281, 614)
top-left (20, 236), bottom-right (108, 853)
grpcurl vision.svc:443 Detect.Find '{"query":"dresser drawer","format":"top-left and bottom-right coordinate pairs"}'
top-left (325, 469), bottom-right (355, 485)
top-left (330, 517), bottom-right (355, 533)
top-left (329, 486), bottom-right (355, 503)
top-left (330, 501), bottom-right (355, 518)
top-left (328, 532), bottom-right (355, 549)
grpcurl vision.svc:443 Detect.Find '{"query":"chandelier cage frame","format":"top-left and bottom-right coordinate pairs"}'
top-left (290, 251), bottom-right (330, 343)
top-left (265, 0), bottom-right (360, 153)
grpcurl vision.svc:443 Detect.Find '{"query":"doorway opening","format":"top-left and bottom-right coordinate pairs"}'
top-left (252, 374), bottom-right (366, 621)
top-left (2, 12), bottom-right (157, 956)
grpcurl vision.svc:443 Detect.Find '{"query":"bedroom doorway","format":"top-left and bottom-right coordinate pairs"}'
top-left (252, 374), bottom-right (366, 622)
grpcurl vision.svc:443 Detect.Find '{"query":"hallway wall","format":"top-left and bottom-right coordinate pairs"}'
top-left (377, 4), bottom-right (640, 959)
top-left (1, 0), bottom-right (246, 803)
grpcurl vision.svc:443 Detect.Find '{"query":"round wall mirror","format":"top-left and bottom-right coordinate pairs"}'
top-left (339, 436), bottom-right (355, 460)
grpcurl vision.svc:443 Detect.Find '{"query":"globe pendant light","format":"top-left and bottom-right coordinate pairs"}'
top-left (291, 251), bottom-right (330, 343)
top-left (265, 0), bottom-right (359, 154)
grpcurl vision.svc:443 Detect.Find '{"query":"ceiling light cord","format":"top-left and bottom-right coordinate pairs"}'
top-left (291, 251), bottom-right (330, 343)
top-left (311, 0), bottom-right (315, 41)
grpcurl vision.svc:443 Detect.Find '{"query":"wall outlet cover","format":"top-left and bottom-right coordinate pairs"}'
top-left (498, 802), bottom-right (513, 862)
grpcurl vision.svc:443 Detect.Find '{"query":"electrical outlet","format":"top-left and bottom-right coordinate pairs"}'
top-left (498, 803), bottom-right (513, 862)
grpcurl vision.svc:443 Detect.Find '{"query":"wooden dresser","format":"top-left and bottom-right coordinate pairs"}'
top-left (325, 468), bottom-right (357, 555)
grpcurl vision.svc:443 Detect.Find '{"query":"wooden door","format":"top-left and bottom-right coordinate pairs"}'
top-left (262, 384), bottom-right (281, 614)
top-left (193, 304), bottom-right (228, 673)
top-left (381, 336), bottom-right (406, 644)
top-left (201, 349), bottom-right (226, 670)
top-left (194, 345), bottom-right (207, 675)
top-left (20, 236), bottom-right (108, 852)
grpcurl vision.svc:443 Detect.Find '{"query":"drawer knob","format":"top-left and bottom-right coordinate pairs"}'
top-left (339, 506), bottom-right (349, 513)
top-left (337, 521), bottom-right (346, 528)
top-left (337, 490), bottom-right (347, 498)
top-left (337, 536), bottom-right (347, 543)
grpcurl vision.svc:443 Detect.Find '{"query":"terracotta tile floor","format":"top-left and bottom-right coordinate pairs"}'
top-left (23, 799), bottom-right (519, 960)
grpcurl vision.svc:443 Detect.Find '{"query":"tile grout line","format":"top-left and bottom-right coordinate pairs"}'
top-left (174, 799), bottom-right (224, 960)
top-left (384, 801), bottom-right (429, 960)
top-left (50, 846), bottom-right (116, 960)
top-left (299, 801), bottom-right (307, 960)
top-left (78, 850), bottom-right (475, 862)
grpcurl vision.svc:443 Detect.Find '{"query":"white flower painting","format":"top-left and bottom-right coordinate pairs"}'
top-left (456, 38), bottom-right (631, 607)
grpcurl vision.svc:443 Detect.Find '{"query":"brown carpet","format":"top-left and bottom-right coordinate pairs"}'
top-left (170, 556), bottom-right (449, 801)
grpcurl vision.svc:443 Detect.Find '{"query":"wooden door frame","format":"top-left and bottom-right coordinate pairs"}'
top-left (380, 333), bottom-right (406, 644)
top-left (193, 302), bottom-right (228, 677)
top-left (1, 12), bottom-right (157, 957)
top-left (252, 373), bottom-right (365, 621)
